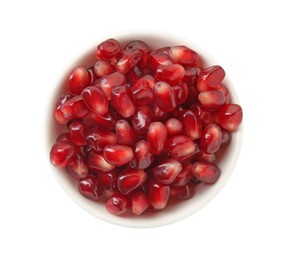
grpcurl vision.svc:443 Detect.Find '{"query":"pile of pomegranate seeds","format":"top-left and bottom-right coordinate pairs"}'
top-left (50, 38), bottom-right (243, 216)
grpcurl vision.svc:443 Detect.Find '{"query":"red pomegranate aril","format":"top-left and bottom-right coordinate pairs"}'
top-left (130, 78), bottom-right (154, 106)
top-left (132, 108), bottom-right (152, 135)
top-left (50, 141), bottom-right (77, 168)
top-left (94, 60), bottom-right (115, 78)
top-left (183, 67), bottom-right (198, 85)
top-left (147, 122), bottom-right (168, 155)
top-left (103, 145), bottom-right (134, 167)
top-left (218, 85), bottom-right (231, 104)
top-left (126, 66), bottom-right (143, 85)
top-left (149, 180), bottom-right (170, 210)
top-left (200, 123), bottom-right (222, 154)
top-left (170, 183), bottom-right (195, 200)
top-left (147, 51), bottom-right (173, 71)
top-left (165, 135), bottom-right (197, 159)
top-left (96, 38), bottom-right (121, 60)
top-left (151, 103), bottom-right (169, 122)
top-left (81, 86), bottom-right (108, 115)
top-left (56, 133), bottom-right (73, 143)
top-left (78, 175), bottom-right (103, 201)
top-left (155, 64), bottom-right (185, 86)
top-left (86, 127), bottom-right (116, 152)
top-left (168, 46), bottom-right (199, 66)
top-left (197, 65), bottom-right (225, 92)
top-left (87, 66), bottom-right (96, 84)
top-left (54, 94), bottom-right (74, 125)
top-left (88, 151), bottom-right (115, 172)
top-left (68, 121), bottom-right (87, 146)
top-left (194, 151), bottom-right (216, 163)
top-left (217, 104), bottom-right (243, 132)
top-left (125, 40), bottom-right (149, 67)
top-left (164, 118), bottom-right (183, 137)
top-left (115, 49), bottom-right (142, 74)
top-left (117, 168), bottom-right (147, 195)
top-left (105, 193), bottom-right (130, 215)
top-left (131, 191), bottom-right (150, 215)
top-left (156, 46), bottom-right (170, 55)
top-left (68, 66), bottom-right (91, 95)
top-left (182, 110), bottom-right (202, 140)
top-left (153, 158), bottom-right (182, 185)
top-left (198, 89), bottom-right (226, 109)
top-left (172, 82), bottom-right (189, 105)
top-left (192, 161), bottom-right (221, 184)
top-left (142, 74), bottom-right (156, 89)
top-left (115, 119), bottom-right (135, 146)
top-left (97, 72), bottom-right (126, 100)
top-left (131, 140), bottom-right (154, 169)
top-left (61, 96), bottom-right (89, 119)
top-left (184, 84), bottom-right (199, 106)
top-left (221, 129), bottom-right (231, 147)
top-left (153, 81), bottom-right (176, 112)
top-left (97, 170), bottom-right (118, 191)
top-left (67, 152), bottom-right (89, 179)
top-left (190, 103), bottom-right (216, 127)
top-left (172, 163), bottom-right (192, 186)
top-left (89, 110), bottom-right (119, 130)
top-left (111, 86), bottom-right (136, 118)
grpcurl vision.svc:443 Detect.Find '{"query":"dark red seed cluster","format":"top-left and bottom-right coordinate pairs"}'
top-left (50, 38), bottom-right (243, 216)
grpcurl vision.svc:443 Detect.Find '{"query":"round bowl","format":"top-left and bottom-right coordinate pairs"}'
top-left (47, 31), bottom-right (243, 228)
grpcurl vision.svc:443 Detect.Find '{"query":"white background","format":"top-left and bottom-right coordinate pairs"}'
top-left (0, 0), bottom-right (284, 259)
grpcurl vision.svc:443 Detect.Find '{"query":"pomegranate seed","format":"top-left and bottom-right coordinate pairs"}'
top-left (155, 64), bottom-right (185, 86)
top-left (115, 119), bottom-right (135, 146)
top-left (67, 152), bottom-right (89, 179)
top-left (217, 104), bottom-right (243, 132)
top-left (88, 151), bottom-right (115, 172)
top-left (198, 89), bottom-right (226, 109)
top-left (125, 40), bottom-right (149, 68)
top-left (194, 151), bottom-right (216, 163)
top-left (192, 161), bottom-right (220, 184)
top-left (131, 191), bottom-right (150, 215)
top-left (81, 86), bottom-right (108, 115)
top-left (86, 127), bottom-right (116, 152)
top-left (130, 78), bottom-right (154, 106)
top-left (89, 110), bottom-right (119, 130)
top-left (148, 180), bottom-right (170, 210)
top-left (182, 110), bottom-right (202, 140)
top-left (153, 158), bottom-right (182, 185)
top-left (115, 49), bottom-right (142, 74)
top-left (103, 145), bottom-right (134, 167)
top-left (218, 85), bottom-right (231, 104)
top-left (54, 94), bottom-right (74, 125)
top-left (97, 170), bottom-right (118, 191)
top-left (200, 123), bottom-right (222, 154)
top-left (164, 118), bottom-right (183, 137)
top-left (183, 67), bottom-right (198, 85)
top-left (117, 168), bottom-right (147, 194)
top-left (78, 175), bottom-right (103, 201)
top-left (170, 183), bottom-right (195, 200)
top-left (132, 108), bottom-right (152, 135)
top-left (151, 103), bottom-right (169, 122)
top-left (147, 122), bottom-right (167, 155)
top-left (153, 81), bottom-right (176, 112)
top-left (130, 140), bottom-right (154, 169)
top-left (221, 129), bottom-right (231, 147)
top-left (96, 71), bottom-right (126, 100)
top-left (184, 84), bottom-right (199, 106)
top-left (172, 82), bottom-right (189, 105)
top-left (56, 133), bottom-right (73, 143)
top-left (165, 135), bottom-right (197, 159)
top-left (87, 66), bottom-right (96, 84)
top-left (105, 193), bottom-right (130, 215)
top-left (197, 65), bottom-right (225, 92)
top-left (111, 86), bottom-right (135, 118)
top-left (50, 141), bottom-right (77, 167)
top-left (126, 66), bottom-right (143, 85)
top-left (156, 46), bottom-right (170, 55)
top-left (60, 96), bottom-right (89, 119)
top-left (94, 60), bottom-right (115, 78)
top-left (172, 163), bottom-right (192, 186)
top-left (168, 46), bottom-right (199, 66)
top-left (190, 176), bottom-right (201, 185)
top-left (68, 121), bottom-right (87, 146)
top-left (96, 38), bottom-right (121, 60)
top-left (148, 51), bottom-right (173, 71)
top-left (68, 66), bottom-right (91, 95)
top-left (142, 74), bottom-right (156, 89)
top-left (190, 103), bottom-right (216, 127)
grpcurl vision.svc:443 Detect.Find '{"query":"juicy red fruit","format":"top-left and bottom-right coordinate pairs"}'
top-left (217, 104), bottom-right (243, 132)
top-left (155, 64), bottom-right (185, 85)
top-left (149, 180), bottom-right (170, 210)
top-left (105, 193), bottom-right (130, 215)
top-left (153, 81), bottom-right (176, 112)
top-left (68, 121), bottom-right (87, 146)
top-left (78, 175), bottom-right (103, 201)
top-left (69, 66), bottom-right (91, 95)
top-left (131, 191), bottom-right (150, 215)
top-left (103, 144), bottom-right (134, 167)
top-left (192, 161), bottom-right (221, 184)
top-left (147, 122), bottom-right (167, 155)
top-left (200, 123), bottom-right (222, 154)
top-left (96, 38), bottom-right (121, 60)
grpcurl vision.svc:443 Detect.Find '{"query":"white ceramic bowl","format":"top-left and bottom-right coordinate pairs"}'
top-left (47, 31), bottom-right (243, 228)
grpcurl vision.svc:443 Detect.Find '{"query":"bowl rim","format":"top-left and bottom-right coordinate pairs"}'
top-left (46, 30), bottom-right (243, 228)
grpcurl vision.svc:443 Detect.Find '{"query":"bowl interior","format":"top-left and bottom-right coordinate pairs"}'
top-left (47, 31), bottom-right (242, 228)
